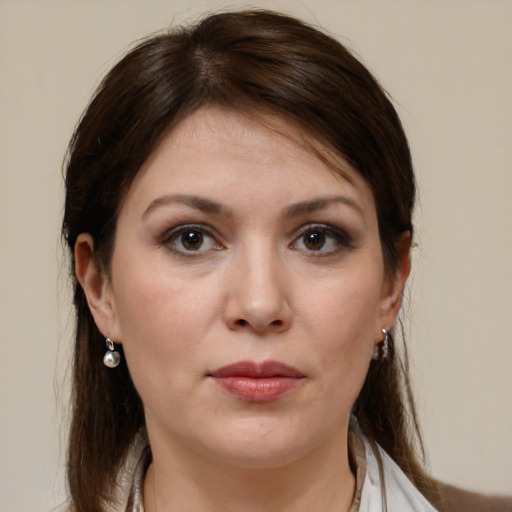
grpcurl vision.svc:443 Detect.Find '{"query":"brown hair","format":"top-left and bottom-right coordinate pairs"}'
top-left (63, 9), bottom-right (438, 511)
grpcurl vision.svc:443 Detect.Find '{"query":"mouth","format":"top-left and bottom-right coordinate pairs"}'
top-left (208, 360), bottom-right (305, 403)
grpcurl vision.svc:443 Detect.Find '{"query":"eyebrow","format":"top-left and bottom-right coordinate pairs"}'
top-left (142, 194), bottom-right (364, 220)
top-left (283, 196), bottom-right (364, 218)
top-left (142, 194), bottom-right (233, 218)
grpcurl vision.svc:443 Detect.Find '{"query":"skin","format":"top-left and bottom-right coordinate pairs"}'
top-left (75, 106), bottom-right (410, 512)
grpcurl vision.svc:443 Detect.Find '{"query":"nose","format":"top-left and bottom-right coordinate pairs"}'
top-left (224, 244), bottom-right (292, 334)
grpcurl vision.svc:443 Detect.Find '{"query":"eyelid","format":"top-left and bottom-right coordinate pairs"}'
top-left (291, 223), bottom-right (354, 252)
top-left (161, 223), bottom-right (224, 255)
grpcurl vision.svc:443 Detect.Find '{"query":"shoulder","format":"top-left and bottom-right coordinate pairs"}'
top-left (436, 481), bottom-right (512, 512)
top-left (360, 437), bottom-right (512, 512)
top-left (360, 439), bottom-right (439, 511)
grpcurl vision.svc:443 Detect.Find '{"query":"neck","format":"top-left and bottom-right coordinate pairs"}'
top-left (143, 427), bottom-right (356, 512)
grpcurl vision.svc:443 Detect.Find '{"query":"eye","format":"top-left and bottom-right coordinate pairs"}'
top-left (301, 231), bottom-right (328, 251)
top-left (163, 225), bottom-right (222, 255)
top-left (291, 224), bottom-right (351, 254)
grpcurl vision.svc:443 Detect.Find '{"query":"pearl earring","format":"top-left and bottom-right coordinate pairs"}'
top-left (103, 337), bottom-right (121, 368)
top-left (372, 329), bottom-right (390, 361)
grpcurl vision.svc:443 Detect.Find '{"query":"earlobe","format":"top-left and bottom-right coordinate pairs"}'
top-left (74, 234), bottom-right (119, 340)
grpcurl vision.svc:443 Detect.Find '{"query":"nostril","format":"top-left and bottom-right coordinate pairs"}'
top-left (233, 318), bottom-right (283, 328)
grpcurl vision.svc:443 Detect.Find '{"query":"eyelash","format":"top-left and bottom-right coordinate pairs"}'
top-left (161, 224), bottom-right (223, 256)
top-left (160, 223), bottom-right (353, 257)
top-left (290, 223), bottom-right (353, 255)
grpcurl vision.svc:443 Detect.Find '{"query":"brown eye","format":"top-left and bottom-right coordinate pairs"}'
top-left (291, 224), bottom-right (352, 255)
top-left (303, 231), bottom-right (326, 251)
top-left (164, 225), bottom-right (221, 255)
top-left (181, 231), bottom-right (204, 250)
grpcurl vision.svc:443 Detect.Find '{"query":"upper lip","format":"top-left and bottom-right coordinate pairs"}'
top-left (209, 360), bottom-right (305, 378)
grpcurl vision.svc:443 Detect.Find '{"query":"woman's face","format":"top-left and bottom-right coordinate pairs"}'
top-left (85, 106), bottom-right (407, 469)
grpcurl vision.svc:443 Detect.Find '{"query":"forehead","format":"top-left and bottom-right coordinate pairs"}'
top-left (122, 106), bottom-right (375, 216)
top-left (176, 106), bottom-right (356, 180)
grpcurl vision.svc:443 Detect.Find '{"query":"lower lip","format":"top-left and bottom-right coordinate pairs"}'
top-left (212, 376), bottom-right (302, 402)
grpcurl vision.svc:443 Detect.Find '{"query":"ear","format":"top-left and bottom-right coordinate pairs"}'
top-left (376, 233), bottom-right (412, 340)
top-left (74, 234), bottom-right (121, 342)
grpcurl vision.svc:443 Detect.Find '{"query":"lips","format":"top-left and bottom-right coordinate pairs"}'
top-left (208, 361), bottom-right (305, 402)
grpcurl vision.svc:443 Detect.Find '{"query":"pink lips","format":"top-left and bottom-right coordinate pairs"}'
top-left (209, 361), bottom-right (305, 402)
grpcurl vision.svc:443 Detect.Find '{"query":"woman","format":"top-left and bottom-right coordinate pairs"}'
top-left (61, 9), bottom-right (508, 512)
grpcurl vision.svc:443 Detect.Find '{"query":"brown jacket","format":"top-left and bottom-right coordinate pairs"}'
top-left (437, 482), bottom-right (512, 512)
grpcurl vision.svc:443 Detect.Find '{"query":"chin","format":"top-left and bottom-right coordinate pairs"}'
top-left (198, 417), bottom-right (339, 470)
top-left (213, 443), bottom-right (310, 470)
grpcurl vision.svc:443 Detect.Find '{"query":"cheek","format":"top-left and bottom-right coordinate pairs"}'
top-left (110, 255), bottom-right (222, 390)
top-left (300, 270), bottom-right (382, 393)
top-left (302, 269), bottom-right (382, 344)
top-left (113, 248), bottom-right (218, 337)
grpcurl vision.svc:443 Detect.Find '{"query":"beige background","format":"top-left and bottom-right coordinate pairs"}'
top-left (1, 1), bottom-right (511, 510)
